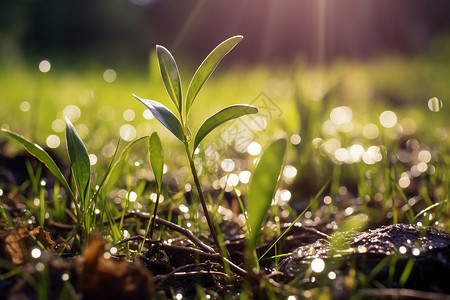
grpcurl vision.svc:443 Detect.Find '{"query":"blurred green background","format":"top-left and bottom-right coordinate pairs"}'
top-left (2, 0), bottom-right (450, 210)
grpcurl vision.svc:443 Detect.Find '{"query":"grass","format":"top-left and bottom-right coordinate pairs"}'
top-left (1, 36), bottom-right (450, 298)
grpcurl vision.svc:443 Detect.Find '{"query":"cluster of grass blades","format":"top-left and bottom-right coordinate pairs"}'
top-left (1, 122), bottom-right (156, 252)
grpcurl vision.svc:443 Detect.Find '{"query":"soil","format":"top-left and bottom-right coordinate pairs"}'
top-left (1, 151), bottom-right (450, 299)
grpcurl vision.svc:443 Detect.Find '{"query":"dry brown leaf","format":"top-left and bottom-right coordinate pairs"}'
top-left (77, 236), bottom-right (154, 300)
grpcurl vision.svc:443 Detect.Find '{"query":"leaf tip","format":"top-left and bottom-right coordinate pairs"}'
top-left (64, 116), bottom-right (71, 125)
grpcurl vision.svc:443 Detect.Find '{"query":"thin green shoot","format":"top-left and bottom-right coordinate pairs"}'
top-left (38, 188), bottom-right (45, 227)
top-left (234, 187), bottom-right (251, 236)
top-left (399, 258), bottom-right (415, 287)
top-left (245, 138), bottom-right (287, 272)
top-left (387, 255), bottom-right (397, 287)
top-left (392, 179), bottom-right (415, 223)
top-left (413, 199), bottom-right (448, 222)
top-left (259, 179), bottom-right (330, 261)
top-left (0, 202), bottom-right (14, 228)
top-left (261, 252), bottom-right (292, 261)
top-left (366, 255), bottom-right (394, 283)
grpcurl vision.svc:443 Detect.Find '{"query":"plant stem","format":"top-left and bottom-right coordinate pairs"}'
top-left (183, 141), bottom-right (227, 259)
top-left (138, 192), bottom-right (160, 254)
top-left (149, 192), bottom-right (160, 240)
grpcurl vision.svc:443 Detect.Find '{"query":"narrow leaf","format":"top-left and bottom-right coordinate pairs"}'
top-left (246, 138), bottom-right (287, 247)
top-left (149, 132), bottom-right (164, 191)
top-left (65, 117), bottom-right (91, 203)
top-left (103, 136), bottom-right (148, 193)
top-left (193, 104), bottom-right (258, 151)
top-left (1, 129), bottom-right (75, 201)
top-left (134, 94), bottom-right (184, 142)
top-left (186, 35), bottom-right (243, 115)
top-left (156, 45), bottom-right (182, 112)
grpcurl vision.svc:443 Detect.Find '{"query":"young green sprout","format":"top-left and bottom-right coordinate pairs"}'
top-left (134, 35), bottom-right (258, 259)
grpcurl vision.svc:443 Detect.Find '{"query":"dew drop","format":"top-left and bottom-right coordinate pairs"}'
top-left (123, 109), bottom-right (135, 121)
top-left (119, 124), bottom-right (136, 141)
top-left (20, 100), bottom-right (31, 112)
top-left (221, 159), bottom-right (235, 172)
top-left (143, 110), bottom-right (153, 120)
top-left (412, 248), bottom-right (421, 256)
top-left (330, 106), bottom-right (352, 125)
top-left (61, 273), bottom-right (70, 281)
top-left (247, 142), bottom-right (262, 155)
top-left (31, 248), bottom-right (41, 259)
top-left (239, 170), bottom-right (251, 184)
top-left (283, 165), bottom-right (298, 179)
top-left (379, 110), bottom-right (397, 128)
top-left (323, 196), bottom-right (332, 205)
top-left (311, 258), bottom-right (325, 273)
top-left (290, 134), bottom-right (301, 145)
top-left (328, 271), bottom-right (337, 280)
top-left (103, 69), bottom-right (117, 83)
top-left (39, 60), bottom-right (51, 73)
top-left (128, 191), bottom-right (138, 202)
top-left (35, 262), bottom-right (45, 271)
top-left (357, 245), bottom-right (367, 253)
top-left (89, 154), bottom-right (98, 166)
top-left (363, 123), bottom-right (379, 139)
top-left (428, 97), bottom-right (442, 112)
top-left (179, 204), bottom-right (189, 213)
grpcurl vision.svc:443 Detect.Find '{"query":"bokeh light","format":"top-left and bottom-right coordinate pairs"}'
top-left (46, 135), bottom-right (61, 148)
top-left (103, 69), bottom-right (117, 82)
top-left (39, 60), bottom-right (51, 72)
top-left (428, 97), bottom-right (442, 112)
top-left (19, 100), bottom-right (30, 112)
top-left (379, 110), bottom-right (397, 128)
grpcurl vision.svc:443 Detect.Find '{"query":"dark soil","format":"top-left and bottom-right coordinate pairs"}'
top-left (1, 150), bottom-right (450, 299)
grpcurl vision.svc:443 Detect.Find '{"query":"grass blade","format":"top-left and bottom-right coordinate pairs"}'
top-left (65, 117), bottom-right (91, 203)
top-left (258, 179), bottom-right (330, 261)
top-left (413, 199), bottom-right (448, 222)
top-left (133, 94), bottom-right (184, 142)
top-left (193, 104), bottom-right (258, 151)
top-left (149, 132), bottom-right (164, 191)
top-left (246, 138), bottom-right (287, 248)
top-left (1, 129), bottom-right (75, 201)
top-left (156, 45), bottom-right (182, 112)
top-left (185, 35), bottom-right (243, 115)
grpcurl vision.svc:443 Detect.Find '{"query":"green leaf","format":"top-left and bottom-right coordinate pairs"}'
top-left (65, 117), bottom-right (91, 203)
top-left (246, 138), bottom-right (287, 248)
top-left (102, 136), bottom-right (148, 193)
top-left (156, 45), bottom-right (182, 113)
top-left (134, 94), bottom-right (184, 142)
top-left (149, 132), bottom-right (164, 191)
top-left (1, 129), bottom-right (76, 201)
top-left (193, 104), bottom-right (258, 151)
top-left (186, 35), bottom-right (243, 115)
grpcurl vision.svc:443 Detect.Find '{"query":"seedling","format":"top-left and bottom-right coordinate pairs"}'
top-left (1, 120), bottom-right (148, 249)
top-left (139, 132), bottom-right (164, 254)
top-left (134, 35), bottom-right (258, 258)
top-left (245, 138), bottom-right (287, 271)
top-left (2, 118), bottom-right (92, 247)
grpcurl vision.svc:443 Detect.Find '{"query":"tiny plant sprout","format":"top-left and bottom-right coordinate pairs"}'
top-left (2, 118), bottom-right (94, 248)
top-left (245, 137), bottom-right (287, 271)
top-left (134, 35), bottom-right (258, 260)
top-left (139, 132), bottom-right (164, 255)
